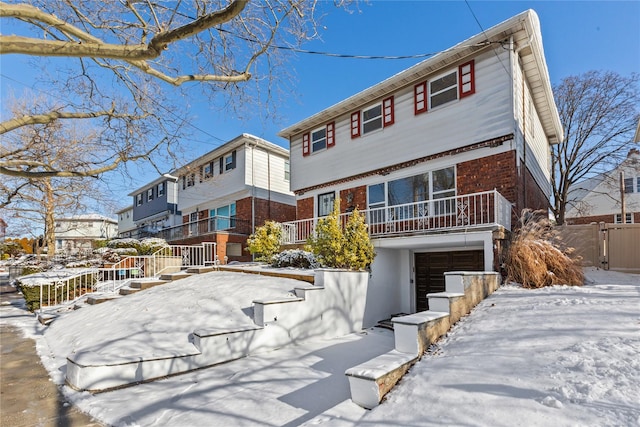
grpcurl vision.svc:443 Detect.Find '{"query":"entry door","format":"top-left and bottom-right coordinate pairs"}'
top-left (414, 251), bottom-right (484, 312)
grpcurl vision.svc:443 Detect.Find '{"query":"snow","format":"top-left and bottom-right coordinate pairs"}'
top-left (1, 267), bottom-right (639, 427)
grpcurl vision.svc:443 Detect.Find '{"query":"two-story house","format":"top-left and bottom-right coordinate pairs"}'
top-left (565, 149), bottom-right (640, 225)
top-left (128, 174), bottom-right (181, 238)
top-left (128, 134), bottom-right (296, 261)
top-left (55, 214), bottom-right (118, 255)
top-left (279, 10), bottom-right (563, 321)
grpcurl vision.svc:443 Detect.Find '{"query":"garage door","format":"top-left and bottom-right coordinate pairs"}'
top-left (415, 250), bottom-right (484, 312)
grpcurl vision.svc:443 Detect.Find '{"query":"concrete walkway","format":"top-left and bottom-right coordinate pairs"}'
top-left (0, 282), bottom-right (103, 427)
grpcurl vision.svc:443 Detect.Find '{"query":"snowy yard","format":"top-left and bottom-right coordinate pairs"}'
top-left (2, 267), bottom-right (638, 427)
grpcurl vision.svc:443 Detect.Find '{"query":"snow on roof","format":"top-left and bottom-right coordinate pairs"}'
top-left (58, 214), bottom-right (116, 223)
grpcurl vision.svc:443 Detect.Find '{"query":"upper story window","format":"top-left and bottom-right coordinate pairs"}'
top-left (415, 60), bottom-right (475, 115)
top-left (147, 188), bottom-right (154, 202)
top-left (624, 177), bottom-right (634, 193)
top-left (284, 160), bottom-right (290, 181)
top-left (136, 193), bottom-right (143, 206)
top-left (430, 71), bottom-right (458, 108)
top-left (219, 150), bottom-right (236, 173)
top-left (203, 162), bottom-right (213, 179)
top-left (351, 97), bottom-right (394, 139)
top-left (182, 173), bottom-right (195, 189)
top-left (157, 182), bottom-right (165, 197)
top-left (303, 122), bottom-right (335, 156)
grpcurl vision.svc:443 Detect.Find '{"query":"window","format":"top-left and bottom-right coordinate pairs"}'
top-left (203, 163), bottom-right (213, 180)
top-left (368, 183), bottom-right (386, 224)
top-left (186, 174), bottom-right (195, 187)
top-left (136, 193), bottom-right (143, 206)
top-left (430, 71), bottom-right (458, 108)
top-left (147, 188), bottom-right (154, 202)
top-left (312, 127), bottom-right (327, 152)
top-left (157, 182), bottom-right (165, 197)
top-left (637, 177), bottom-right (640, 193)
top-left (362, 104), bottom-right (383, 134)
top-left (212, 203), bottom-right (236, 230)
top-left (615, 213), bottom-right (633, 224)
top-left (225, 152), bottom-right (236, 171)
top-left (189, 212), bottom-right (198, 235)
top-left (284, 160), bottom-right (290, 181)
top-left (432, 167), bottom-right (456, 215)
top-left (624, 177), bottom-right (634, 193)
top-left (318, 192), bottom-right (335, 217)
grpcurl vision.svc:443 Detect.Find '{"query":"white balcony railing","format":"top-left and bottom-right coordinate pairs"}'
top-left (281, 190), bottom-right (512, 244)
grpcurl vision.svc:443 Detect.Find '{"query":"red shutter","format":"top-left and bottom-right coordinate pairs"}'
top-left (350, 111), bottom-right (361, 139)
top-left (326, 122), bottom-right (336, 148)
top-left (459, 60), bottom-right (475, 98)
top-left (302, 132), bottom-right (310, 156)
top-left (383, 96), bottom-right (395, 127)
top-left (414, 82), bottom-right (427, 114)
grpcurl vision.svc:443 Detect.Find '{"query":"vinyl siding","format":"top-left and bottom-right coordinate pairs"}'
top-left (290, 50), bottom-right (515, 193)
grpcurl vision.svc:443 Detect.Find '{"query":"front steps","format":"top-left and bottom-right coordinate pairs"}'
top-left (66, 269), bottom-right (370, 392)
top-left (345, 271), bottom-right (500, 409)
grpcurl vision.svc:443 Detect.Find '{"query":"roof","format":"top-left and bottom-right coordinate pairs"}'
top-left (130, 133), bottom-right (289, 195)
top-left (279, 9), bottom-right (563, 145)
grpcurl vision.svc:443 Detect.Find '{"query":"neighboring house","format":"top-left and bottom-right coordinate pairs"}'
top-left (279, 10), bottom-right (563, 322)
top-left (127, 134), bottom-right (296, 261)
top-left (55, 214), bottom-right (118, 255)
top-left (115, 206), bottom-right (136, 238)
top-left (565, 149), bottom-right (640, 225)
top-left (0, 218), bottom-right (6, 243)
top-left (128, 174), bottom-right (181, 238)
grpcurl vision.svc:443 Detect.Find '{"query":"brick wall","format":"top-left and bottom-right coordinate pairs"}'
top-left (340, 185), bottom-right (367, 213)
top-left (458, 151), bottom-right (550, 225)
top-left (297, 197), bottom-right (314, 220)
top-left (235, 197), bottom-right (296, 230)
top-left (566, 212), bottom-right (640, 225)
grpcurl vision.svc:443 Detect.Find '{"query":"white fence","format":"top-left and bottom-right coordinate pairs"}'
top-left (281, 190), bottom-right (512, 244)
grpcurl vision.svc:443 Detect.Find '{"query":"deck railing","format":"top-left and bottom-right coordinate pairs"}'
top-left (140, 216), bottom-right (251, 242)
top-left (281, 190), bottom-right (512, 244)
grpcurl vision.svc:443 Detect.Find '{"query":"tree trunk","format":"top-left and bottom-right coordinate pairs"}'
top-left (43, 178), bottom-right (56, 257)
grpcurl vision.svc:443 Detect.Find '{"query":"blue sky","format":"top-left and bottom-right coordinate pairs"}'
top-left (1, 0), bottom-right (639, 211)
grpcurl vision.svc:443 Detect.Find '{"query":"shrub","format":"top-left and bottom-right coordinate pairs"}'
top-left (271, 249), bottom-right (320, 269)
top-left (307, 200), bottom-right (375, 270)
top-left (246, 221), bottom-right (283, 261)
top-left (505, 210), bottom-right (583, 288)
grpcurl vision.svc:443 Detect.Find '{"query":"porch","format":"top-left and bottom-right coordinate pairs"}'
top-left (281, 190), bottom-right (512, 244)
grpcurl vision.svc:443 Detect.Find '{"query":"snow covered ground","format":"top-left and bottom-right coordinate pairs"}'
top-left (1, 267), bottom-right (638, 427)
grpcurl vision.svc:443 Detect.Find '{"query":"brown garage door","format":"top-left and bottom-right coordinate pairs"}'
top-left (415, 250), bottom-right (484, 312)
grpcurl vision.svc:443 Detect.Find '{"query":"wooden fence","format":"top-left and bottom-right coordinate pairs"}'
top-left (556, 223), bottom-right (640, 274)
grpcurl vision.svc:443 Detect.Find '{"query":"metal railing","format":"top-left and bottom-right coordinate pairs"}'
top-left (281, 190), bottom-right (512, 244)
top-left (36, 242), bottom-right (217, 315)
top-left (138, 216), bottom-right (251, 242)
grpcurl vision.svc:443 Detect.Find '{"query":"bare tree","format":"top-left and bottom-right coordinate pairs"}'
top-left (0, 0), bottom-right (351, 178)
top-left (551, 70), bottom-right (640, 225)
top-left (1, 105), bottom-right (111, 256)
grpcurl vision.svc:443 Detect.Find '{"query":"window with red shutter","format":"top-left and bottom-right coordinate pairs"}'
top-left (383, 96), bottom-right (394, 127)
top-left (414, 82), bottom-right (427, 115)
top-left (351, 112), bottom-right (361, 139)
top-left (326, 122), bottom-right (336, 148)
top-left (459, 60), bottom-right (475, 98)
top-left (302, 132), bottom-right (310, 156)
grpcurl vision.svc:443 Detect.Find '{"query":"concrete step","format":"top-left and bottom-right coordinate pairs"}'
top-left (392, 311), bottom-right (450, 356)
top-left (159, 272), bottom-right (192, 281)
top-left (86, 294), bottom-right (121, 305)
top-left (186, 266), bottom-right (215, 274)
top-left (345, 350), bottom-right (418, 409)
top-left (129, 279), bottom-right (170, 290)
top-left (427, 291), bottom-right (467, 324)
top-left (119, 287), bottom-right (140, 296)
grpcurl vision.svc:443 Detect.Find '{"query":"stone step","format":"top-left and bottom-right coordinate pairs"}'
top-left (129, 279), bottom-right (170, 290)
top-left (345, 350), bottom-right (418, 409)
top-left (159, 272), bottom-right (192, 281)
top-left (186, 266), bottom-right (215, 274)
top-left (427, 291), bottom-right (467, 324)
top-left (392, 311), bottom-right (450, 356)
top-left (119, 287), bottom-right (140, 296)
top-left (86, 294), bottom-right (121, 305)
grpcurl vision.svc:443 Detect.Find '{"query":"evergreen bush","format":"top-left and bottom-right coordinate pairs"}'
top-left (246, 221), bottom-right (283, 261)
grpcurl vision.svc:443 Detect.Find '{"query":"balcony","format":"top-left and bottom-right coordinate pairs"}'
top-left (281, 190), bottom-right (512, 244)
top-left (137, 216), bottom-right (252, 242)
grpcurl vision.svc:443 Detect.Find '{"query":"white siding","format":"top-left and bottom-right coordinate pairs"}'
top-left (290, 50), bottom-right (515, 193)
top-left (178, 146), bottom-right (248, 212)
top-left (513, 59), bottom-right (553, 197)
top-left (244, 146), bottom-right (294, 197)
